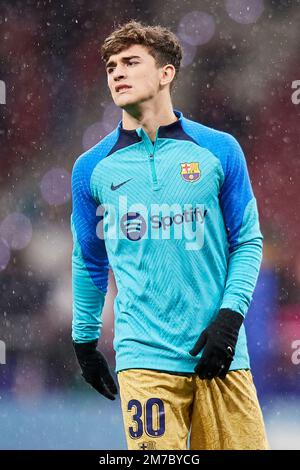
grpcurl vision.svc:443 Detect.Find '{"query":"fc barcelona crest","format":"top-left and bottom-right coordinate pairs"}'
top-left (180, 162), bottom-right (201, 183)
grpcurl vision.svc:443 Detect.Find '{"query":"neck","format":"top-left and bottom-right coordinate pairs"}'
top-left (121, 96), bottom-right (177, 141)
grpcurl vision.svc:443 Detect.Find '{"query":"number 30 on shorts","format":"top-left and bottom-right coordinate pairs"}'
top-left (127, 398), bottom-right (165, 439)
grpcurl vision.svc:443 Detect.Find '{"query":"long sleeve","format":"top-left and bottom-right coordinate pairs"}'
top-left (71, 155), bottom-right (109, 343)
top-left (219, 135), bottom-right (263, 317)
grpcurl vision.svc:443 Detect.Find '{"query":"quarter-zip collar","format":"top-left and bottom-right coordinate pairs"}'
top-left (117, 109), bottom-right (184, 145)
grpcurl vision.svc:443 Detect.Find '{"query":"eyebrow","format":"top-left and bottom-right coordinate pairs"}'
top-left (106, 55), bottom-right (142, 69)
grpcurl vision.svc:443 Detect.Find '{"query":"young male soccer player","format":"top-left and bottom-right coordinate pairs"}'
top-left (71, 21), bottom-right (269, 450)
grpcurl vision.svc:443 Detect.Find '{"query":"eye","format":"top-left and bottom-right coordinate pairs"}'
top-left (128, 61), bottom-right (139, 66)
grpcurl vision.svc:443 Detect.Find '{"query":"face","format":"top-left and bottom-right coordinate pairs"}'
top-left (106, 44), bottom-right (165, 109)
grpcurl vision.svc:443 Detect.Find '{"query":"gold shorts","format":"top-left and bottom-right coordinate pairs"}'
top-left (117, 368), bottom-right (269, 450)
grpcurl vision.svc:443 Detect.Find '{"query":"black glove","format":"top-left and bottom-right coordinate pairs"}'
top-left (73, 339), bottom-right (118, 400)
top-left (189, 309), bottom-right (244, 380)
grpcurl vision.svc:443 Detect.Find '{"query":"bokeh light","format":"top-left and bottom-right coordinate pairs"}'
top-left (82, 103), bottom-right (122, 151)
top-left (225, 0), bottom-right (264, 24)
top-left (0, 213), bottom-right (33, 250)
top-left (102, 102), bottom-right (122, 127)
top-left (82, 121), bottom-right (113, 151)
top-left (40, 168), bottom-right (71, 206)
top-left (180, 41), bottom-right (198, 68)
top-left (24, 227), bottom-right (72, 277)
top-left (177, 11), bottom-right (215, 47)
top-left (0, 238), bottom-right (10, 271)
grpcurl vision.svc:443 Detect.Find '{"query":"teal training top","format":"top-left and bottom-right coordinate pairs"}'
top-left (71, 109), bottom-right (263, 373)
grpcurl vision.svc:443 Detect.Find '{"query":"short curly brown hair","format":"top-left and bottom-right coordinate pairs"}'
top-left (101, 20), bottom-right (183, 88)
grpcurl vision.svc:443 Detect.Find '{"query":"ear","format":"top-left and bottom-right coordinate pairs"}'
top-left (160, 64), bottom-right (176, 87)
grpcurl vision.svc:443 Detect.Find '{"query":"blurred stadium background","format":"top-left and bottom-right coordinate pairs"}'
top-left (0, 0), bottom-right (300, 450)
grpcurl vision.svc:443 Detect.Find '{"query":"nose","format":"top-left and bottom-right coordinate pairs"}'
top-left (112, 64), bottom-right (127, 81)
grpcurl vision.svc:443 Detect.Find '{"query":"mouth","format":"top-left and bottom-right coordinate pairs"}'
top-left (115, 85), bottom-right (132, 93)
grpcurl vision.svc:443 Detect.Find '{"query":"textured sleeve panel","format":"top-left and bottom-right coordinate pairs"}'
top-left (218, 134), bottom-right (254, 251)
top-left (71, 132), bottom-right (119, 342)
top-left (220, 198), bottom-right (263, 316)
top-left (218, 135), bottom-right (263, 316)
top-left (71, 217), bottom-right (106, 342)
top-left (71, 154), bottom-right (109, 293)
